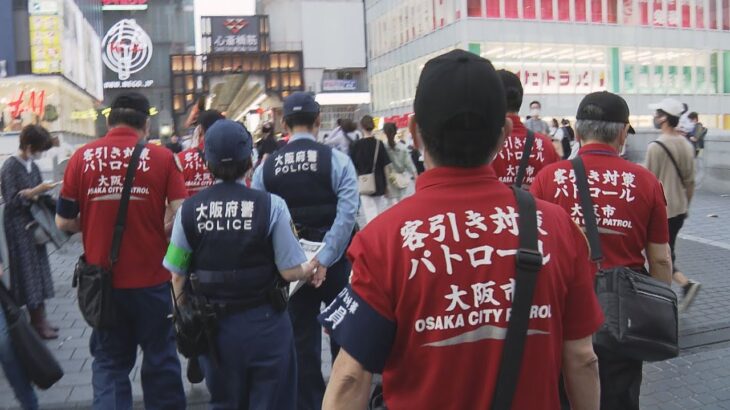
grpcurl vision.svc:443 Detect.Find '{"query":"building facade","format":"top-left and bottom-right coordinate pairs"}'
top-left (366, 0), bottom-right (730, 128)
top-left (257, 0), bottom-right (369, 129)
top-left (0, 0), bottom-right (103, 160)
top-left (101, 0), bottom-right (196, 138)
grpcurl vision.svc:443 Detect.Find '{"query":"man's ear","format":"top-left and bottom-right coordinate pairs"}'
top-left (408, 115), bottom-right (422, 151)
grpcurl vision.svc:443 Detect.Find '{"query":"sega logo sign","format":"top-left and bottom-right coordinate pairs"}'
top-left (102, 0), bottom-right (148, 11)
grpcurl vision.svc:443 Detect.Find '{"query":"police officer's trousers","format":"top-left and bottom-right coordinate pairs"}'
top-left (288, 256), bottom-right (351, 410)
top-left (202, 304), bottom-right (297, 410)
top-left (89, 283), bottom-right (185, 410)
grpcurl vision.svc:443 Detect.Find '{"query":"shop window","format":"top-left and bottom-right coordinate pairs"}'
top-left (558, 0), bottom-right (571, 20)
top-left (468, 0), bottom-right (483, 16)
top-left (525, 0), bottom-right (537, 18)
top-left (575, 0), bottom-right (588, 21)
top-left (710, 0), bottom-right (718, 28)
top-left (486, 0), bottom-right (501, 17)
top-left (607, 0), bottom-right (618, 22)
top-left (592, 0), bottom-right (603, 21)
top-left (696, 0), bottom-right (706, 28)
top-left (505, 0), bottom-right (519, 18)
top-left (724, 0), bottom-right (730, 29)
top-left (542, 0), bottom-right (555, 19)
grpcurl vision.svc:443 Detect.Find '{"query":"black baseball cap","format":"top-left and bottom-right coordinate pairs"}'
top-left (204, 120), bottom-right (253, 166)
top-left (198, 109), bottom-right (225, 132)
top-left (283, 92), bottom-right (320, 117)
top-left (577, 91), bottom-right (635, 134)
top-left (414, 49), bottom-right (506, 139)
top-left (110, 92), bottom-right (150, 117)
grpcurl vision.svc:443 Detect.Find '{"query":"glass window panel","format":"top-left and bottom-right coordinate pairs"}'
top-left (667, 0), bottom-right (679, 25)
top-left (487, 0), bottom-right (501, 16)
top-left (558, 0), bottom-right (572, 20)
top-left (468, 0), bottom-right (483, 15)
top-left (592, 0), bottom-right (604, 21)
top-left (681, 0), bottom-right (691, 26)
top-left (608, 0), bottom-right (618, 22)
top-left (576, 0), bottom-right (588, 21)
top-left (710, 0), bottom-right (718, 27)
top-left (697, 0), bottom-right (706, 28)
top-left (525, 0), bottom-right (537, 18)
top-left (542, 0), bottom-right (555, 19)
top-left (724, 0), bottom-right (730, 28)
top-left (505, 0), bottom-right (520, 17)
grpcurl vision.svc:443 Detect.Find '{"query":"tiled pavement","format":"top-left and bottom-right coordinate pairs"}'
top-left (0, 191), bottom-right (729, 409)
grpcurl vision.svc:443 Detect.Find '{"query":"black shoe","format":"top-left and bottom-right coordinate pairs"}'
top-left (679, 281), bottom-right (701, 312)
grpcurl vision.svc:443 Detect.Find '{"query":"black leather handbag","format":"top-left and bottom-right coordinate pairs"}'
top-left (572, 156), bottom-right (679, 362)
top-left (0, 283), bottom-right (63, 389)
top-left (73, 143), bottom-right (144, 329)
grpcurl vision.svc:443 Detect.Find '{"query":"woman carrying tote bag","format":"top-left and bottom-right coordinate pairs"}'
top-left (349, 116), bottom-right (391, 224)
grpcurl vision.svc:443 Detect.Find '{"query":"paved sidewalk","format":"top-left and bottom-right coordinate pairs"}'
top-left (0, 190), bottom-right (728, 409)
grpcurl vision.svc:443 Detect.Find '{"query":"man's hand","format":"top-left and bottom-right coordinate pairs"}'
top-left (308, 259), bottom-right (327, 288)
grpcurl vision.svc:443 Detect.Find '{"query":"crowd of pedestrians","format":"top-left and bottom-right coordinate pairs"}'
top-left (0, 48), bottom-right (706, 410)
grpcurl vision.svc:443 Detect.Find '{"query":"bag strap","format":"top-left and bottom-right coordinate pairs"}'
top-left (650, 140), bottom-right (687, 190)
top-left (514, 130), bottom-right (535, 188)
top-left (491, 187), bottom-right (543, 410)
top-left (109, 143), bottom-right (145, 266)
top-left (370, 139), bottom-right (380, 174)
top-left (570, 156), bottom-right (603, 263)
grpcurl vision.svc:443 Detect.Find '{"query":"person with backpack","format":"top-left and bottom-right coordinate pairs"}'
top-left (645, 98), bottom-right (700, 312)
top-left (325, 118), bottom-right (359, 154)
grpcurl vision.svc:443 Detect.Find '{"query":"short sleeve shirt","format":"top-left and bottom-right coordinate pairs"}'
top-left (178, 146), bottom-right (214, 197)
top-left (319, 166), bottom-right (603, 410)
top-left (531, 143), bottom-right (669, 269)
top-left (59, 127), bottom-right (188, 289)
top-left (491, 115), bottom-right (560, 186)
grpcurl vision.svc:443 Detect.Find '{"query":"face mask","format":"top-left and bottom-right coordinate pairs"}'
top-left (530, 108), bottom-right (540, 117)
top-left (653, 117), bottom-right (663, 129)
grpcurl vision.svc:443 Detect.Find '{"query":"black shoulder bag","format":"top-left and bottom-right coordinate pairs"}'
top-left (0, 282), bottom-right (63, 389)
top-left (73, 143), bottom-right (145, 329)
top-left (491, 186), bottom-right (543, 410)
top-left (571, 156), bottom-right (678, 362)
top-left (514, 130), bottom-right (535, 188)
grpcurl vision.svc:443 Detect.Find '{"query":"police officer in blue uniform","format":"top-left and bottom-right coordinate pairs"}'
top-left (252, 92), bottom-right (359, 410)
top-left (164, 119), bottom-right (322, 409)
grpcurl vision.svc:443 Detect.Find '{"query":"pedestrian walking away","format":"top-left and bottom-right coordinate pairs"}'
top-left (491, 71), bottom-right (559, 187)
top-left (349, 115), bottom-right (391, 223)
top-left (645, 97), bottom-right (700, 312)
top-left (251, 91), bottom-right (359, 410)
top-left (178, 109), bottom-right (225, 197)
top-left (0, 125), bottom-right (58, 340)
top-left (164, 119), bottom-right (322, 409)
top-left (319, 49), bottom-right (602, 410)
top-left (531, 91), bottom-right (673, 410)
top-left (55, 92), bottom-right (187, 410)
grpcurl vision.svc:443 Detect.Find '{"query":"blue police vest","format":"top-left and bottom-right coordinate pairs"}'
top-left (181, 182), bottom-right (277, 304)
top-left (262, 138), bottom-right (337, 237)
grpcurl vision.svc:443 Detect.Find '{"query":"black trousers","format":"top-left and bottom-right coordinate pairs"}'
top-left (596, 345), bottom-right (643, 410)
top-left (668, 214), bottom-right (687, 273)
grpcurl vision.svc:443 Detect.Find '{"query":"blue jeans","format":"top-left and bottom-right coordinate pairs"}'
top-left (288, 256), bottom-right (351, 410)
top-left (0, 306), bottom-right (38, 410)
top-left (90, 283), bottom-right (185, 410)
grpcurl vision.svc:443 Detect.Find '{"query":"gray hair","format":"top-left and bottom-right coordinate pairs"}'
top-left (574, 119), bottom-right (626, 144)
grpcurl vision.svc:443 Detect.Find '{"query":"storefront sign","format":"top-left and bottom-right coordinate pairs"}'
top-left (102, 0), bottom-right (148, 11)
top-left (102, 19), bottom-right (154, 88)
top-left (209, 16), bottom-right (261, 53)
top-left (322, 79), bottom-right (358, 92)
top-left (29, 15), bottom-right (62, 74)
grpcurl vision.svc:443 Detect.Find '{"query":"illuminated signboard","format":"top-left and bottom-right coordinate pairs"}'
top-left (102, 19), bottom-right (154, 89)
top-left (102, 0), bottom-right (148, 11)
top-left (209, 16), bottom-right (261, 53)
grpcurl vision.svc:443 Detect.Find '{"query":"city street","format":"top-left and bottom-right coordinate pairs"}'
top-left (0, 189), bottom-right (726, 409)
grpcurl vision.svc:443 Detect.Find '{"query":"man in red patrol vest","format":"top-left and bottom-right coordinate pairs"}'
top-left (318, 50), bottom-right (602, 410)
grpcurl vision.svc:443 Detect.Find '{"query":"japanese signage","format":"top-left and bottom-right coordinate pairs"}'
top-left (194, 200), bottom-right (255, 233)
top-left (29, 15), bottom-right (62, 74)
top-left (102, 0), bottom-right (148, 11)
top-left (509, 66), bottom-right (607, 94)
top-left (102, 19), bottom-right (154, 89)
top-left (322, 79), bottom-right (358, 92)
top-left (209, 16), bottom-right (261, 53)
top-left (272, 149), bottom-right (319, 176)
